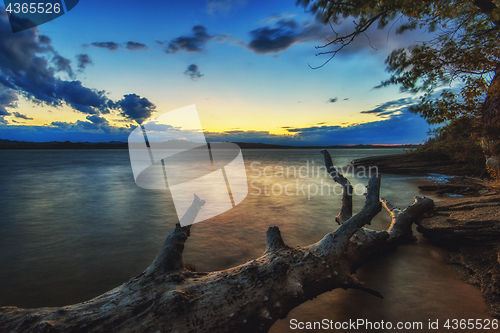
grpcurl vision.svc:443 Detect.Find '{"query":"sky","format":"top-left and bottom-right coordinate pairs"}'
top-left (0, 0), bottom-right (437, 145)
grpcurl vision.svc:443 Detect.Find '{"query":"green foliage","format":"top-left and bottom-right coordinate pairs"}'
top-left (298, 0), bottom-right (500, 171)
top-left (382, 16), bottom-right (500, 127)
top-left (416, 117), bottom-right (486, 174)
top-left (298, 0), bottom-right (500, 128)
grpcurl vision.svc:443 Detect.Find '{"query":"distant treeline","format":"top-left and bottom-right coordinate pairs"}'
top-left (0, 139), bottom-right (128, 150)
top-left (0, 139), bottom-right (420, 150)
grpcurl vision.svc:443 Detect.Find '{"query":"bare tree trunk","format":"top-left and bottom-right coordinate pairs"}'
top-left (481, 63), bottom-right (500, 171)
top-left (0, 151), bottom-right (434, 333)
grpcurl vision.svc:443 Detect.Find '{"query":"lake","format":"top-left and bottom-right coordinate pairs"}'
top-left (0, 148), bottom-right (494, 332)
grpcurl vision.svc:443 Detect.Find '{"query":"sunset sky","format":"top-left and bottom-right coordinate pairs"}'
top-left (0, 0), bottom-right (436, 145)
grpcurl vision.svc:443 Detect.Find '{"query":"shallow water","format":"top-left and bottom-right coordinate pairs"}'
top-left (0, 149), bottom-right (494, 331)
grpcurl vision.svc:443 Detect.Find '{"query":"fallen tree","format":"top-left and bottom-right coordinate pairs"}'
top-left (0, 150), bottom-right (434, 333)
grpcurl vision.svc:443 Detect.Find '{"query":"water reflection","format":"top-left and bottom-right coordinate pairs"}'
top-left (0, 148), bottom-right (493, 331)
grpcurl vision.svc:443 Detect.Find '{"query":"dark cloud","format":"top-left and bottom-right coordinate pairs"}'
top-left (184, 64), bottom-right (204, 80)
top-left (51, 115), bottom-right (114, 133)
top-left (247, 19), bottom-right (331, 54)
top-left (38, 35), bottom-right (51, 44)
top-left (91, 42), bottom-right (120, 51)
top-left (12, 112), bottom-right (33, 120)
top-left (115, 94), bottom-right (156, 124)
top-left (55, 81), bottom-right (109, 114)
top-left (125, 41), bottom-right (147, 51)
top-left (0, 8), bottom-right (112, 115)
top-left (360, 98), bottom-right (416, 117)
top-left (87, 41), bottom-right (148, 52)
top-left (0, 86), bottom-right (18, 115)
top-left (165, 25), bottom-right (213, 54)
top-left (52, 53), bottom-right (74, 78)
top-left (76, 54), bottom-right (92, 71)
top-left (306, 17), bottom-right (434, 60)
top-left (86, 114), bottom-right (108, 125)
top-left (328, 97), bottom-right (338, 103)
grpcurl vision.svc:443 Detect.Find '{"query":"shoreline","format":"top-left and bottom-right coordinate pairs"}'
top-left (0, 139), bottom-right (420, 150)
top-left (416, 194), bottom-right (500, 318)
top-left (350, 153), bottom-right (482, 177)
top-left (353, 152), bottom-right (500, 318)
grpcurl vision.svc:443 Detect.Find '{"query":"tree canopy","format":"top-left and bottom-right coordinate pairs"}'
top-left (298, 0), bottom-right (500, 170)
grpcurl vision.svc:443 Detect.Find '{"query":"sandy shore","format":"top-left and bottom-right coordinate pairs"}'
top-left (352, 152), bottom-right (500, 317)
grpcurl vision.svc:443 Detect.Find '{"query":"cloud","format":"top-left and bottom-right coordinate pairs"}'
top-left (205, 130), bottom-right (291, 144)
top-left (206, 0), bottom-right (246, 15)
top-left (164, 25), bottom-right (214, 54)
top-left (206, 111), bottom-right (431, 145)
top-left (286, 125), bottom-right (342, 133)
top-left (52, 53), bottom-right (74, 78)
top-left (38, 35), bottom-right (51, 44)
top-left (115, 94), bottom-right (156, 124)
top-left (0, 8), bottom-right (113, 115)
top-left (247, 18), bottom-right (332, 54)
top-left (76, 54), bottom-right (92, 71)
top-left (51, 115), bottom-right (115, 133)
top-left (11, 112), bottom-right (33, 120)
top-left (304, 17), bottom-right (434, 61)
top-left (360, 98), bottom-right (416, 117)
top-left (285, 111), bottom-right (430, 145)
top-left (0, 86), bottom-right (18, 115)
top-left (87, 41), bottom-right (148, 52)
top-left (0, 121), bottom-right (134, 142)
top-left (125, 41), bottom-right (147, 51)
top-left (184, 64), bottom-right (204, 80)
top-left (0, 111), bottom-right (431, 145)
top-left (90, 42), bottom-right (120, 51)
top-left (55, 81), bottom-right (109, 114)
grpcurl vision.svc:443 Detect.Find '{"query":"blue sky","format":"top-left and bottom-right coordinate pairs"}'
top-left (0, 0), bottom-right (435, 145)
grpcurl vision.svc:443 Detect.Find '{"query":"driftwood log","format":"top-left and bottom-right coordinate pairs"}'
top-left (0, 150), bottom-right (434, 333)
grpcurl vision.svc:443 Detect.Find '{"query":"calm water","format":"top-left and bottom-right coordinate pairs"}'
top-left (0, 149), bottom-right (494, 332)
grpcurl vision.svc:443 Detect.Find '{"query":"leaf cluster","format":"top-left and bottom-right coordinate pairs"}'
top-left (298, 0), bottom-right (500, 131)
